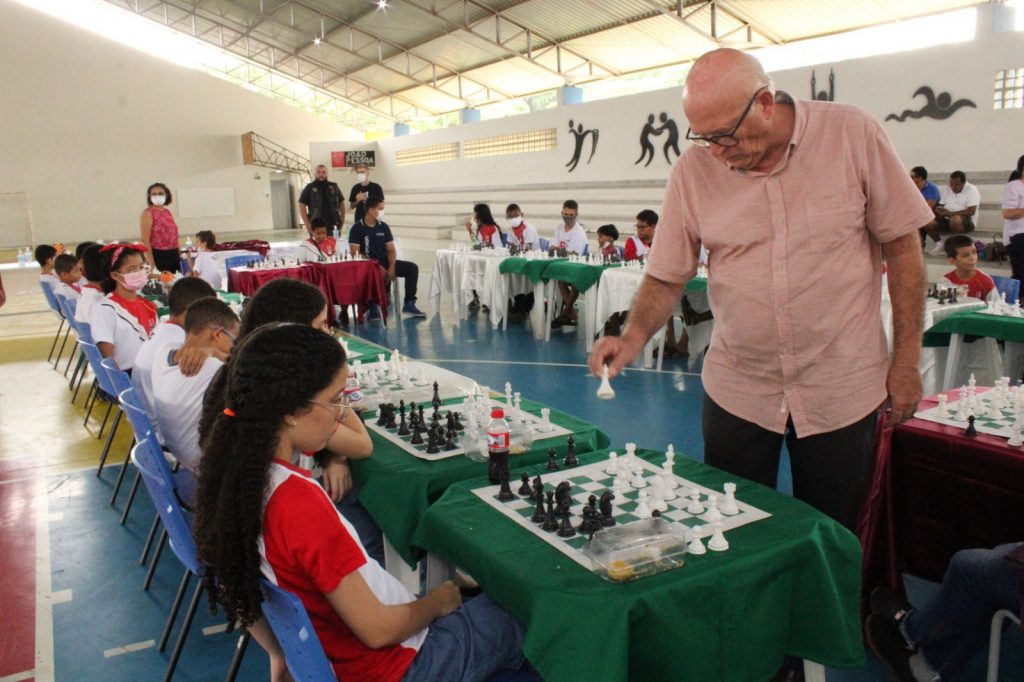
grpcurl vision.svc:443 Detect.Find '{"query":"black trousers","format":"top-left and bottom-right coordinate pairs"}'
top-left (152, 248), bottom-right (181, 273)
top-left (1009, 234), bottom-right (1024, 283)
top-left (702, 395), bottom-right (879, 530)
top-left (393, 259), bottom-right (418, 303)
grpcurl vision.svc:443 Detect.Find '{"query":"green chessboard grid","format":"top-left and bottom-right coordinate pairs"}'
top-left (915, 397), bottom-right (1018, 439)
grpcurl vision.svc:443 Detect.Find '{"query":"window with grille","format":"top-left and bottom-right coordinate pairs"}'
top-left (994, 68), bottom-right (1024, 110)
top-left (463, 129), bottom-right (557, 159)
top-left (395, 142), bottom-right (460, 166)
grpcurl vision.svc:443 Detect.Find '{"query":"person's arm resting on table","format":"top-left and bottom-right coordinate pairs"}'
top-left (882, 230), bottom-right (926, 424)
top-left (321, 405), bottom-right (373, 502)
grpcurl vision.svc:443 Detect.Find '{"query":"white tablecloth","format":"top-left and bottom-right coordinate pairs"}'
top-left (428, 249), bottom-right (535, 329)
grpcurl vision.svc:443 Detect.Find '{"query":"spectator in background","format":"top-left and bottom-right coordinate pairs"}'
top-left (53, 254), bottom-right (82, 300)
top-left (76, 244), bottom-right (106, 326)
top-left (1003, 154), bottom-right (1024, 281)
top-left (349, 198), bottom-right (426, 319)
top-left (35, 244), bottom-right (60, 294)
top-left (140, 182), bottom-right (181, 273)
top-left (348, 163), bottom-right (384, 226)
top-left (299, 219), bottom-right (338, 263)
top-left (189, 230), bottom-right (222, 290)
top-left (299, 165), bottom-right (345, 237)
top-left (596, 224), bottom-right (620, 259)
top-left (910, 167), bottom-right (942, 255)
top-left (505, 204), bottom-right (540, 250)
top-left (464, 204), bottom-right (503, 247)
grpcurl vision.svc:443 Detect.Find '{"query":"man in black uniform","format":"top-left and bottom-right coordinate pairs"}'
top-left (299, 164), bottom-right (345, 237)
top-left (348, 163), bottom-right (385, 226)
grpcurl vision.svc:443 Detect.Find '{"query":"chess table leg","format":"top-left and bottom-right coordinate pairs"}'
top-left (530, 281), bottom-right (546, 340)
top-left (383, 537), bottom-right (422, 596)
top-left (424, 553), bottom-right (455, 591)
top-left (584, 284), bottom-right (598, 352)
top-left (803, 661), bottom-right (826, 682)
top-left (942, 333), bottom-right (964, 391)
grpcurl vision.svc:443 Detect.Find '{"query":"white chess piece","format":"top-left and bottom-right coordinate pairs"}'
top-left (596, 365), bottom-right (615, 400)
top-left (1010, 424), bottom-right (1023, 447)
top-left (969, 373), bottom-right (977, 389)
top-left (664, 445), bottom-right (676, 468)
top-left (650, 477), bottom-right (668, 512)
top-left (989, 397), bottom-right (1003, 420)
top-left (704, 495), bottom-right (723, 522)
top-left (687, 530), bottom-right (707, 555)
top-left (661, 464), bottom-right (678, 500)
top-left (720, 483), bottom-right (739, 515)
top-left (539, 408), bottom-right (553, 432)
top-left (634, 491), bottom-right (652, 519)
top-left (631, 469), bottom-right (646, 489)
top-left (686, 488), bottom-right (704, 514)
top-left (605, 451), bottom-right (619, 475)
top-left (936, 394), bottom-right (949, 419)
top-left (707, 523), bottom-right (729, 552)
top-left (612, 472), bottom-right (627, 495)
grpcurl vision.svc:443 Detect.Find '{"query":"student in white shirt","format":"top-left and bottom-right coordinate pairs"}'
top-left (76, 244), bottom-right (106, 327)
top-left (552, 199), bottom-right (589, 328)
top-left (152, 297), bottom-right (238, 471)
top-left (505, 203), bottom-right (540, 250)
top-left (132, 277), bottom-right (216, 432)
top-left (189, 230), bottom-right (223, 290)
top-left (35, 244), bottom-right (61, 295)
top-left (91, 244), bottom-right (157, 371)
top-left (298, 219), bottom-right (338, 263)
top-left (934, 170), bottom-right (981, 241)
top-left (53, 254), bottom-right (83, 301)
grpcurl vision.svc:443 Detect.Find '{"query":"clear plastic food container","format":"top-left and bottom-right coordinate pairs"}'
top-left (585, 518), bottom-right (688, 582)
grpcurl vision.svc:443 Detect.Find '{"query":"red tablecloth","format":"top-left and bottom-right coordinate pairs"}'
top-left (227, 261), bottom-right (389, 324)
top-left (860, 390), bottom-right (1024, 604)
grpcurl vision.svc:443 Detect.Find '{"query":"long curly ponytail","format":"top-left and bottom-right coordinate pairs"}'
top-left (1010, 154), bottom-right (1024, 182)
top-left (194, 323), bottom-right (346, 627)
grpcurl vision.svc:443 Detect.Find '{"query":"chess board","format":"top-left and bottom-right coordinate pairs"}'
top-left (914, 395), bottom-right (1018, 439)
top-left (472, 457), bottom-right (772, 570)
top-left (366, 399), bottom-right (573, 461)
top-left (356, 360), bottom-right (478, 410)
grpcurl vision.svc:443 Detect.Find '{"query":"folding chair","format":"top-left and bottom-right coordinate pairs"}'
top-left (259, 580), bottom-right (337, 681)
top-left (539, 238), bottom-right (550, 252)
top-left (40, 283), bottom-right (69, 366)
top-left (991, 275), bottom-right (1021, 305)
top-left (986, 608), bottom-right (1022, 682)
top-left (77, 340), bottom-right (119, 440)
top-left (130, 431), bottom-right (209, 682)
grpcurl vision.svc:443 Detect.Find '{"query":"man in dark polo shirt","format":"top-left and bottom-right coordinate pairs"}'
top-left (348, 163), bottom-right (385, 225)
top-left (299, 164), bottom-right (344, 237)
top-left (349, 197), bottom-right (425, 319)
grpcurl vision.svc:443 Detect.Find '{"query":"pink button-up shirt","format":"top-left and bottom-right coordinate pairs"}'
top-left (647, 96), bottom-right (932, 437)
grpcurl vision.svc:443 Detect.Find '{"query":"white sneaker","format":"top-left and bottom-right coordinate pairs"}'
top-left (928, 240), bottom-right (946, 257)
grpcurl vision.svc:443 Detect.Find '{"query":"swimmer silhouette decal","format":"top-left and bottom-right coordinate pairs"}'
top-left (885, 86), bottom-right (976, 122)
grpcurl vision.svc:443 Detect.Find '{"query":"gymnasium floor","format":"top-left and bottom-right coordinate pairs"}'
top-left (1, 262), bottom-right (1020, 681)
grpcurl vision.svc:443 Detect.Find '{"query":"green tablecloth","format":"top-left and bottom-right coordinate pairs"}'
top-left (541, 260), bottom-right (618, 292)
top-left (153, 289), bottom-right (244, 318)
top-left (686, 276), bottom-right (708, 293)
top-left (922, 310), bottom-right (1024, 347)
top-left (351, 398), bottom-right (611, 566)
top-left (414, 448), bottom-right (865, 681)
top-left (498, 257), bottom-right (567, 284)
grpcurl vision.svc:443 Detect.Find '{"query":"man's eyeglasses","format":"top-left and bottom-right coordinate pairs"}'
top-left (308, 397), bottom-right (351, 423)
top-left (685, 86), bottom-right (767, 149)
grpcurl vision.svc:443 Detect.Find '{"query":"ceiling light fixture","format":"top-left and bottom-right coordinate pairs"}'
top-left (313, 36), bottom-right (321, 45)
top-left (376, 0), bottom-right (388, 11)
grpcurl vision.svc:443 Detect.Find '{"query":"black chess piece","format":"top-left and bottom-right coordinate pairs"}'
top-left (546, 448), bottom-right (560, 470)
top-left (951, 288), bottom-right (959, 303)
top-left (418, 405), bottom-right (426, 428)
top-left (446, 411), bottom-right (455, 431)
top-left (397, 404), bottom-right (410, 436)
top-left (965, 414), bottom-right (977, 437)
top-left (556, 499), bottom-right (576, 537)
top-left (563, 435), bottom-right (578, 467)
top-left (385, 407), bottom-right (397, 429)
top-left (426, 430), bottom-right (440, 454)
top-left (555, 481), bottom-right (572, 510)
top-left (432, 381), bottom-right (441, 409)
top-left (496, 469), bottom-right (515, 501)
top-left (542, 491), bottom-right (559, 531)
top-left (529, 475), bottom-right (542, 501)
top-left (410, 428), bottom-right (424, 446)
top-left (531, 483), bottom-right (546, 523)
top-left (599, 491), bottom-right (616, 527)
top-left (518, 473), bottom-right (531, 496)
top-left (453, 412), bottom-right (464, 431)
top-left (376, 404), bottom-right (391, 427)
top-left (432, 406), bottom-right (441, 424)
top-left (443, 428), bottom-right (458, 451)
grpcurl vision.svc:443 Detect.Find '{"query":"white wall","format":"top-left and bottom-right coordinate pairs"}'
top-left (0, 0), bottom-right (360, 246)
top-left (311, 4), bottom-right (1024, 205)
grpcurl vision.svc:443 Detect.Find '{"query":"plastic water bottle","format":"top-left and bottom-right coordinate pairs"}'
top-left (486, 408), bottom-right (511, 484)
top-left (17, 248), bottom-right (26, 267)
top-left (184, 236), bottom-right (195, 256)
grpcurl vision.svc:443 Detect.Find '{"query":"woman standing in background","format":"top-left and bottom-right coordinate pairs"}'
top-left (140, 182), bottom-right (181, 273)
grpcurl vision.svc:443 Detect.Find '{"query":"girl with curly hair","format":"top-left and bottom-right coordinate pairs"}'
top-left (195, 323), bottom-right (531, 681)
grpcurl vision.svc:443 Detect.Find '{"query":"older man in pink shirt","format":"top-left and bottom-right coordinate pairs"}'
top-left (591, 49), bottom-right (931, 530)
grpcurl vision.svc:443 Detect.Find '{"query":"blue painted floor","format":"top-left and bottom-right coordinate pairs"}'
top-left (43, 297), bottom-right (1022, 681)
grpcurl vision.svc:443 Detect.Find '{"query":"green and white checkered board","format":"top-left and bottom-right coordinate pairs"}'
top-left (915, 396), bottom-right (1019, 439)
top-left (354, 360), bottom-right (474, 408)
top-left (472, 457), bottom-right (772, 570)
top-left (366, 398), bottom-right (572, 461)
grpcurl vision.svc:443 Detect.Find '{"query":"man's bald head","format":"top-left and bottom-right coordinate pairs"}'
top-left (683, 49), bottom-right (772, 119)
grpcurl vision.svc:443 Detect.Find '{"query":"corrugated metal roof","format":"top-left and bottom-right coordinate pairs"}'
top-left (97, 0), bottom-right (990, 127)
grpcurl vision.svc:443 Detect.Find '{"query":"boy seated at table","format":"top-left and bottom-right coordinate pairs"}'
top-left (624, 210), bottom-right (657, 261)
top-left (152, 297), bottom-right (238, 472)
top-left (36, 244), bottom-right (60, 294)
top-left (349, 198), bottom-right (426, 318)
top-left (53, 254), bottom-right (83, 300)
top-left (195, 323), bottom-right (535, 682)
top-left (505, 203), bottom-right (540, 251)
top-left (300, 218), bottom-right (338, 263)
top-left (189, 230), bottom-right (223, 290)
top-left (942, 235), bottom-right (997, 302)
top-left (596, 224), bottom-right (620, 260)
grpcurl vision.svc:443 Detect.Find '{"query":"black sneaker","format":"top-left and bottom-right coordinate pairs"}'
top-left (870, 587), bottom-right (913, 623)
top-left (866, 614), bottom-right (915, 682)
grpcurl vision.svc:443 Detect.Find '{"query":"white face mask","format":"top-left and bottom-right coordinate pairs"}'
top-left (376, 210), bottom-right (386, 220)
top-left (151, 194), bottom-right (166, 206)
top-left (507, 217), bottom-right (523, 229)
top-left (357, 173), bottom-right (368, 183)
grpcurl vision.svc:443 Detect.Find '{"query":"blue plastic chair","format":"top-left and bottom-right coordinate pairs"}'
top-left (499, 231), bottom-right (509, 247)
top-left (224, 254), bottom-right (263, 271)
top-left (259, 580), bottom-right (336, 681)
top-left (56, 295), bottom-right (81, 378)
top-left (41, 283), bottom-right (69, 366)
top-left (992, 275), bottom-right (1020, 305)
top-left (581, 243), bottom-right (591, 257)
top-left (129, 436), bottom-right (204, 682)
top-left (70, 320), bottom-right (93, 401)
top-left (179, 258), bottom-right (191, 275)
top-left (78, 339), bottom-right (119, 438)
top-left (100, 358), bottom-right (138, 509)
top-left (538, 238), bottom-right (550, 252)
